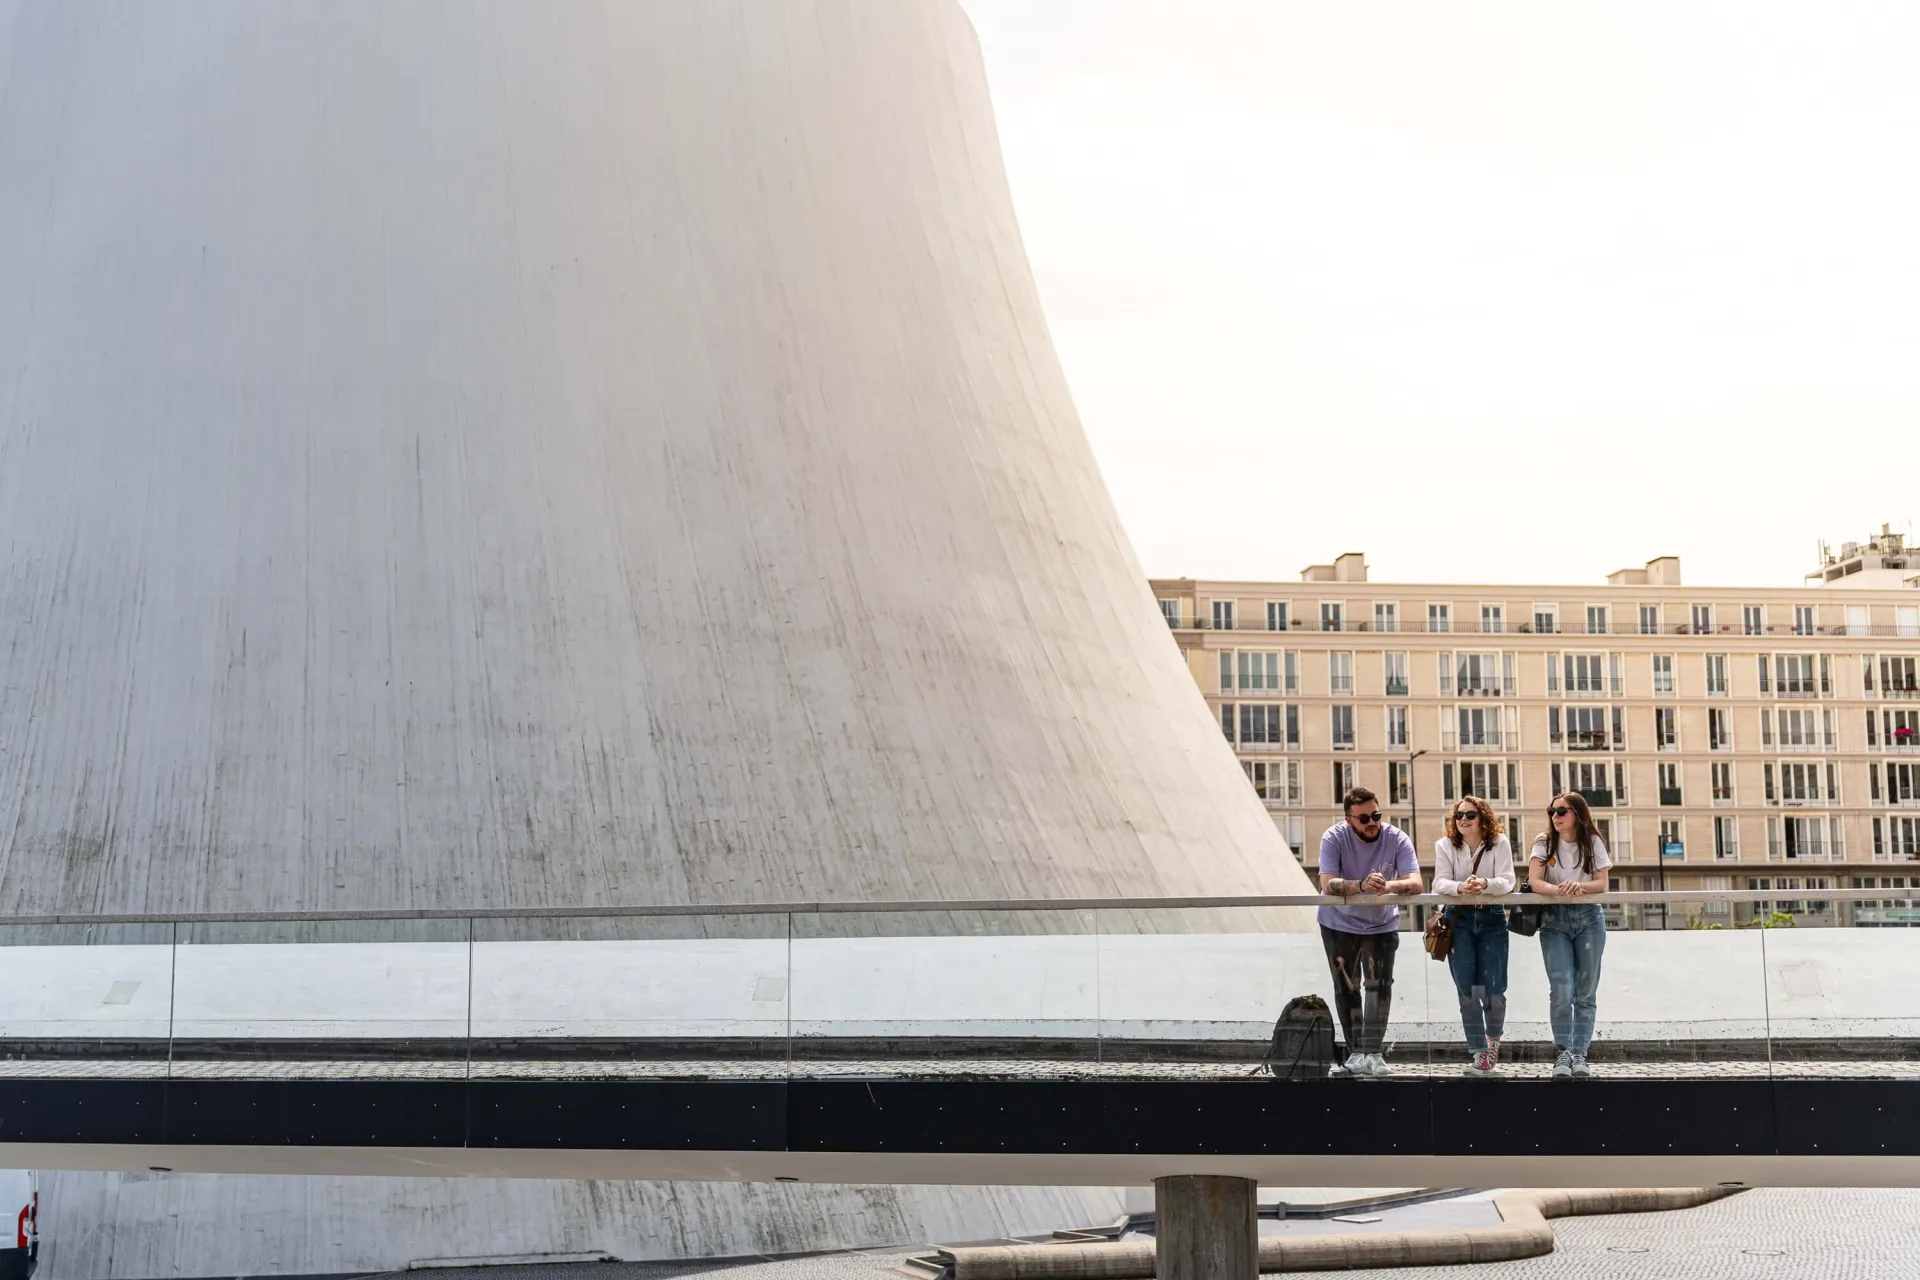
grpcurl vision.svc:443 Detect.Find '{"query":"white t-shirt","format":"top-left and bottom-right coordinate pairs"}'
top-left (1529, 835), bottom-right (1613, 885)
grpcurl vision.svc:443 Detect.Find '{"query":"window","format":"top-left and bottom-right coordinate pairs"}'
top-left (1706, 653), bottom-right (1728, 696)
top-left (1714, 817), bottom-right (1739, 860)
top-left (1558, 705), bottom-right (1617, 751)
top-left (1659, 762), bottom-right (1682, 805)
top-left (1639, 604), bottom-right (1660, 635)
top-left (1773, 654), bottom-right (1819, 696)
top-left (1237, 704), bottom-right (1286, 748)
top-left (1452, 651), bottom-right (1512, 697)
top-left (1692, 604), bottom-right (1713, 635)
top-left (1743, 605), bottom-right (1764, 635)
top-left (1243, 759), bottom-right (1300, 805)
top-left (1329, 651), bottom-right (1353, 694)
top-left (1158, 599), bottom-right (1181, 628)
top-left (1428, 602), bottom-right (1451, 634)
top-left (1451, 704), bottom-right (1511, 750)
top-left (1284, 651), bottom-right (1300, 695)
top-left (1768, 815), bottom-right (1841, 862)
top-left (1388, 760), bottom-right (1410, 804)
top-left (1223, 650), bottom-right (1282, 692)
top-left (1586, 605), bottom-right (1609, 635)
top-left (1794, 605), bottom-right (1815, 636)
top-left (1281, 815), bottom-right (1306, 860)
top-left (1879, 815), bottom-right (1920, 861)
top-left (1211, 600), bottom-right (1235, 631)
top-left (1533, 604), bottom-right (1558, 634)
top-left (1709, 708), bottom-right (1732, 751)
top-left (1286, 704), bottom-right (1300, 749)
top-left (1876, 655), bottom-right (1920, 697)
top-left (1558, 758), bottom-right (1623, 807)
top-left (1769, 707), bottom-right (1832, 750)
top-left (1374, 602), bottom-right (1397, 633)
top-left (1331, 705), bottom-right (1355, 750)
top-left (1890, 762), bottom-right (1920, 806)
top-left (1777, 761), bottom-right (1825, 805)
top-left (1563, 653), bottom-right (1608, 695)
top-left (1332, 761), bottom-right (1355, 805)
top-left (1655, 707), bottom-right (1678, 750)
top-left (1481, 604), bottom-right (1503, 634)
top-left (1320, 602), bottom-right (1343, 632)
top-left (1653, 654), bottom-right (1675, 694)
top-left (1266, 601), bottom-right (1288, 632)
top-left (1386, 706), bottom-right (1408, 749)
top-left (1712, 761), bottom-right (1735, 803)
top-left (1452, 759), bottom-right (1514, 802)
top-left (1880, 708), bottom-right (1920, 749)
top-left (1384, 652), bottom-right (1408, 696)
top-left (1660, 818), bottom-right (1684, 858)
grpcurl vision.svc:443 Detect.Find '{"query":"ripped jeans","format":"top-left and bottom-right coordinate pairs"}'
top-left (1319, 925), bottom-right (1398, 1056)
top-left (1539, 903), bottom-right (1607, 1054)
top-left (1446, 905), bottom-right (1509, 1052)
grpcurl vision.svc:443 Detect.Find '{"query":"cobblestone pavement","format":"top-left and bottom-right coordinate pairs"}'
top-left (353, 1189), bottom-right (1920, 1280)
top-left (9, 1056), bottom-right (1920, 1080)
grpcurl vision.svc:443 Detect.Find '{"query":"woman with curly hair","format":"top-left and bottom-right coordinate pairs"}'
top-left (1434, 794), bottom-right (1514, 1076)
top-left (1529, 792), bottom-right (1613, 1079)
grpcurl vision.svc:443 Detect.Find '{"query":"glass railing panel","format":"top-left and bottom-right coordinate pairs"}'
top-left (787, 908), bottom-right (1097, 1076)
top-left (1093, 904), bottom-right (1337, 1077)
top-left (0, 921), bottom-right (176, 1076)
top-left (468, 912), bottom-right (791, 1080)
top-left (170, 919), bottom-right (471, 1078)
top-left (1761, 893), bottom-right (1920, 1080)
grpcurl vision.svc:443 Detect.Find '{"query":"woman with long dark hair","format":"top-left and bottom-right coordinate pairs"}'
top-left (1434, 794), bottom-right (1514, 1076)
top-left (1529, 792), bottom-right (1613, 1079)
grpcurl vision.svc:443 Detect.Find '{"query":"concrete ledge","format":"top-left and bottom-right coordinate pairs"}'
top-left (939, 1187), bottom-right (1740, 1278)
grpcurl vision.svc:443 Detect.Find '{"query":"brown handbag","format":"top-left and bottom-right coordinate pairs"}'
top-left (1425, 844), bottom-right (1488, 962)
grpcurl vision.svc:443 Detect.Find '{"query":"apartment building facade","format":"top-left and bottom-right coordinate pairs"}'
top-left (1152, 532), bottom-right (1920, 929)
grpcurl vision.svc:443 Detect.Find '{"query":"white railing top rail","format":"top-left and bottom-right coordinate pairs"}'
top-left (1, 886), bottom-right (1910, 927)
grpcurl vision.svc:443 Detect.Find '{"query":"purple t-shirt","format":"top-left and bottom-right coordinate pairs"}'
top-left (1317, 822), bottom-right (1420, 934)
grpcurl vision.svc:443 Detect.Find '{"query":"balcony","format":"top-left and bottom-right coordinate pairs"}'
top-left (1441, 730), bottom-right (1519, 752)
top-left (1451, 681), bottom-right (1516, 699)
top-left (1385, 680), bottom-right (1409, 696)
top-left (1660, 788), bottom-right (1684, 806)
top-left (1576, 788), bottom-right (1615, 809)
top-left (1560, 730), bottom-right (1613, 752)
top-left (1883, 684), bottom-right (1920, 700)
top-left (1772, 739), bottom-right (1834, 754)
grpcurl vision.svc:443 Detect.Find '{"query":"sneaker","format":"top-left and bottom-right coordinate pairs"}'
top-left (1570, 1053), bottom-right (1591, 1079)
top-left (1334, 1054), bottom-right (1365, 1077)
top-left (1365, 1053), bottom-right (1394, 1078)
top-left (1462, 1049), bottom-right (1501, 1077)
top-left (1552, 1049), bottom-right (1575, 1080)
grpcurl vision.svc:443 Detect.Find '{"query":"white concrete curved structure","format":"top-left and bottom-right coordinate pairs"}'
top-left (0, 0), bottom-right (1308, 1269)
top-left (0, 0), bottom-right (1309, 915)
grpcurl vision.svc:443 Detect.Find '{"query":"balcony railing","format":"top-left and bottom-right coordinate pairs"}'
top-left (1172, 614), bottom-right (1920, 639)
top-left (1660, 788), bottom-right (1684, 806)
top-left (1385, 680), bottom-right (1409, 696)
top-left (1557, 730), bottom-right (1616, 752)
top-left (1440, 730), bottom-right (1519, 752)
top-left (1448, 680), bottom-right (1517, 699)
top-left (1576, 788), bottom-right (1614, 808)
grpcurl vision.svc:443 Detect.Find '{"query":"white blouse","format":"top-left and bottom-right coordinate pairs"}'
top-left (1528, 835), bottom-right (1614, 885)
top-left (1432, 834), bottom-right (1515, 897)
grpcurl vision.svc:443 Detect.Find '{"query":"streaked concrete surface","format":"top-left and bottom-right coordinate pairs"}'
top-left (0, 0), bottom-right (1313, 917)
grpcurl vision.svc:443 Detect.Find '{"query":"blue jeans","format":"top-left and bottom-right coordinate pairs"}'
top-left (1539, 903), bottom-right (1607, 1054)
top-left (1446, 906), bottom-right (1509, 1051)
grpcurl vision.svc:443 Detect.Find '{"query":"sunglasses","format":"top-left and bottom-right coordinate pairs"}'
top-left (1453, 811), bottom-right (1479, 822)
top-left (1351, 812), bottom-right (1383, 825)
top-left (1549, 806), bottom-right (1573, 818)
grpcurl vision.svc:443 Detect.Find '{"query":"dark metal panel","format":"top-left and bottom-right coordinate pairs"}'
top-left (467, 1082), bottom-right (787, 1151)
top-left (1102, 1080), bottom-right (1431, 1157)
top-left (1430, 1079), bottom-right (1775, 1157)
top-left (1773, 1081), bottom-right (1920, 1156)
top-left (787, 1080), bottom-right (1109, 1155)
top-left (163, 1082), bottom-right (465, 1147)
top-left (0, 1080), bottom-right (165, 1145)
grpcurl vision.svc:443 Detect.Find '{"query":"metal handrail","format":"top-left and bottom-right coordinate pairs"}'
top-left (3, 886), bottom-right (1913, 927)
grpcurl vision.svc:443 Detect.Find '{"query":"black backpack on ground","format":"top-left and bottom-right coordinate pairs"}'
top-left (1264, 994), bottom-right (1337, 1079)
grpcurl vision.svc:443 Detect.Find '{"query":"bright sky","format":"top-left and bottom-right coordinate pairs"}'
top-left (958, 1), bottom-right (1920, 588)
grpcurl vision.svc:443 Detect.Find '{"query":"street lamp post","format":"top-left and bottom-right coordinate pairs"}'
top-left (1407, 749), bottom-right (1430, 927)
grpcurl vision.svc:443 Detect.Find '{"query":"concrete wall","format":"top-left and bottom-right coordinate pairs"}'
top-left (36, 1173), bottom-right (1125, 1280)
top-left (0, 0), bottom-right (1312, 916)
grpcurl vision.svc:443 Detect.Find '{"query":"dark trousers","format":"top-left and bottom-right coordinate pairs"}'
top-left (1319, 924), bottom-right (1398, 1055)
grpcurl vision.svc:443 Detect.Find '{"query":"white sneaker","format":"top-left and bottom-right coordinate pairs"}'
top-left (1552, 1049), bottom-right (1575, 1080)
top-left (1570, 1053), bottom-right (1591, 1078)
top-left (1365, 1053), bottom-right (1394, 1078)
top-left (1334, 1054), bottom-right (1365, 1077)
